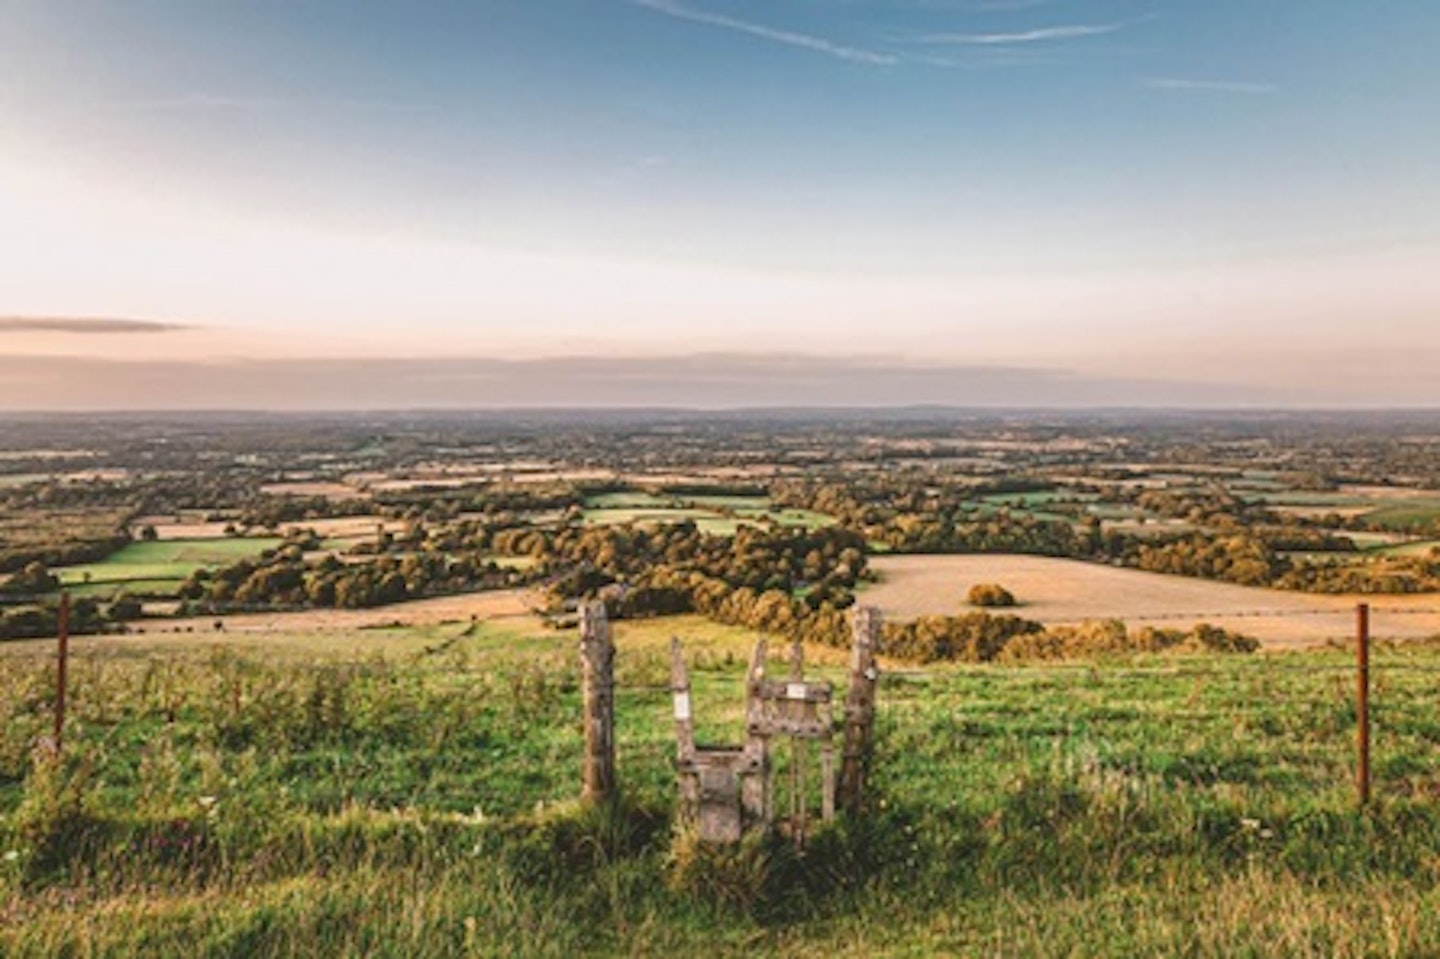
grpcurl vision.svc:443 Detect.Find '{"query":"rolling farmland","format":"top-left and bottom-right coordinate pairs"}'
top-left (866, 553), bottom-right (1440, 647)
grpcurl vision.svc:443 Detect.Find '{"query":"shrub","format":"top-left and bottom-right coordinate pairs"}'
top-left (967, 582), bottom-right (1017, 608)
top-left (998, 619), bottom-right (1261, 662)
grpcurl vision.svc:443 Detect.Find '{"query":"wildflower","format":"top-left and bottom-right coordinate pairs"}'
top-left (2, 850), bottom-right (18, 863)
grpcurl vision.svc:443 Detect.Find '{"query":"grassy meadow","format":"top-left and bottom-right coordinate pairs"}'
top-left (53, 538), bottom-right (286, 599)
top-left (3, 610), bottom-right (1440, 956)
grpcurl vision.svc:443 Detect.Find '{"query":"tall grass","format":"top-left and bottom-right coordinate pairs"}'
top-left (4, 628), bottom-right (1440, 955)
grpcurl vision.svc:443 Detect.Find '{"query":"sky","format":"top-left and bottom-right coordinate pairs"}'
top-left (1, 0), bottom-right (1437, 409)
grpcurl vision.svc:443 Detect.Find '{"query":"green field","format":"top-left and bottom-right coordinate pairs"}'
top-left (1248, 491), bottom-right (1440, 532)
top-left (979, 490), bottom-right (1097, 509)
top-left (582, 493), bottom-right (833, 534)
top-left (1373, 539), bottom-right (1440, 558)
top-left (1248, 492), bottom-right (1374, 508)
top-left (54, 537), bottom-right (285, 596)
top-left (1363, 501), bottom-right (1440, 532)
top-left (584, 492), bottom-right (673, 510)
top-left (4, 617), bottom-right (1440, 955)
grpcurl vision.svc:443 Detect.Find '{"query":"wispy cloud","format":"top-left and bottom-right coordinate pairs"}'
top-left (0, 353), bottom-right (1245, 411)
top-left (1143, 77), bottom-right (1277, 94)
top-left (630, 0), bottom-right (897, 65)
top-left (911, 22), bottom-right (1126, 45)
top-left (0, 317), bottom-right (188, 335)
top-left (106, 94), bottom-right (430, 113)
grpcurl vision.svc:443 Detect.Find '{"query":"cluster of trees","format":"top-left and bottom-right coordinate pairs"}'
top-left (176, 547), bottom-right (530, 612)
top-left (1129, 533), bottom-right (1285, 587)
top-left (1254, 527), bottom-right (1358, 552)
top-left (540, 522), bottom-right (866, 595)
top-left (235, 495), bottom-right (373, 531)
top-left (1274, 552), bottom-right (1440, 594)
top-left (773, 477), bottom-right (1440, 595)
top-left (614, 567), bottom-right (856, 649)
top-left (0, 492), bottom-right (133, 573)
top-left (997, 619), bottom-right (1260, 661)
top-left (374, 484), bottom-right (583, 517)
top-left (0, 596), bottom-right (112, 640)
top-left (772, 478), bottom-right (1101, 557)
top-left (882, 612), bottom-right (1044, 663)
top-left (0, 562), bottom-right (60, 596)
top-left (1127, 531), bottom-right (1440, 593)
top-left (815, 613), bottom-right (1258, 665)
top-left (0, 529), bottom-right (132, 576)
top-left (491, 521), bottom-right (876, 650)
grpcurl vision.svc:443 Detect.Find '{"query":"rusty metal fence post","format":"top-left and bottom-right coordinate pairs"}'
top-left (52, 592), bottom-right (71, 754)
top-left (580, 600), bottom-right (616, 803)
top-left (1357, 602), bottom-right (1370, 809)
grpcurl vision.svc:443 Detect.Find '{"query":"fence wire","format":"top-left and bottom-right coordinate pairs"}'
top-left (1057, 606), bottom-right (1440, 622)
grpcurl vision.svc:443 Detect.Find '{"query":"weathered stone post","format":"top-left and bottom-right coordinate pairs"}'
top-left (839, 605), bottom-right (881, 815)
top-left (580, 600), bottom-right (615, 802)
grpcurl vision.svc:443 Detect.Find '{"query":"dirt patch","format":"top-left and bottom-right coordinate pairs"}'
top-left (259, 481), bottom-right (367, 500)
top-left (1270, 505), bottom-right (1375, 520)
top-left (135, 588), bottom-right (541, 635)
top-left (1340, 484), bottom-right (1440, 501)
top-left (135, 521), bottom-right (232, 539)
top-left (284, 516), bottom-right (404, 538)
top-left (865, 554), bottom-right (1440, 649)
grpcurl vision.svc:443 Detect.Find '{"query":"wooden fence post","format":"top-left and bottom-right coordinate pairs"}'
top-left (1357, 602), bottom-right (1371, 809)
top-left (580, 600), bottom-right (616, 803)
top-left (839, 605), bottom-right (881, 815)
top-left (742, 638), bottom-right (772, 828)
top-left (52, 592), bottom-right (71, 755)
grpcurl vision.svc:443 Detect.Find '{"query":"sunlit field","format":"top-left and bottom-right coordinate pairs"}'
top-left (5, 608), bottom-right (1440, 957)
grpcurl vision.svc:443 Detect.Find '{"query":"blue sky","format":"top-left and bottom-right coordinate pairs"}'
top-left (1, 1), bottom-right (1437, 408)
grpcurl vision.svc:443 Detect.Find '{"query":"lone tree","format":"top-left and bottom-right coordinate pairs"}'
top-left (967, 582), bottom-right (1016, 608)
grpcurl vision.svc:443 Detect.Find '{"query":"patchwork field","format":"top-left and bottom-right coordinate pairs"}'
top-left (865, 554), bottom-right (1440, 647)
top-left (132, 587), bottom-right (543, 640)
top-left (582, 491), bottom-right (833, 534)
top-left (53, 537), bottom-right (284, 596)
top-left (1250, 485), bottom-right (1440, 532)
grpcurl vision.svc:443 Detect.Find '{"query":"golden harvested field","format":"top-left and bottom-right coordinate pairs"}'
top-left (257, 480), bottom-right (367, 499)
top-left (143, 588), bottom-right (542, 636)
top-left (133, 515), bottom-right (406, 540)
top-left (0, 590), bottom-right (550, 660)
top-left (1340, 484), bottom-right (1440, 500)
top-left (865, 554), bottom-right (1440, 648)
top-left (0, 595), bottom-right (788, 675)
